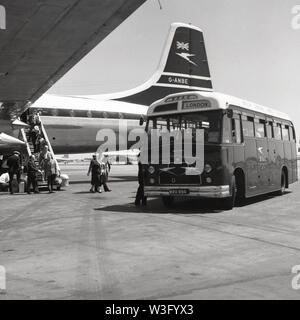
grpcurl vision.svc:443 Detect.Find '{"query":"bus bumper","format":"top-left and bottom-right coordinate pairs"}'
top-left (144, 185), bottom-right (230, 198)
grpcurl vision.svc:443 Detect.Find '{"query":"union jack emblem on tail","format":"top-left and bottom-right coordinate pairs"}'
top-left (176, 41), bottom-right (189, 51)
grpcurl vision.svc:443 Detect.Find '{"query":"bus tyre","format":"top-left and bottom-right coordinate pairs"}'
top-left (222, 176), bottom-right (236, 210)
top-left (162, 196), bottom-right (174, 207)
top-left (277, 171), bottom-right (286, 196)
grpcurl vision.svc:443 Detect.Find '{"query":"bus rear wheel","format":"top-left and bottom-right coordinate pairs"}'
top-left (277, 170), bottom-right (287, 195)
top-left (162, 196), bottom-right (174, 208)
top-left (222, 176), bottom-right (237, 210)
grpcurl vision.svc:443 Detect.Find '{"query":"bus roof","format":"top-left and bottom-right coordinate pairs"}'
top-left (148, 91), bottom-right (292, 122)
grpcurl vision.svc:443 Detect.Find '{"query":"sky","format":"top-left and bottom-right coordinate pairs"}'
top-left (49, 0), bottom-right (300, 140)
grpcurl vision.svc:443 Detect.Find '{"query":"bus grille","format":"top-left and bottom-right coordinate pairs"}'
top-left (159, 168), bottom-right (201, 185)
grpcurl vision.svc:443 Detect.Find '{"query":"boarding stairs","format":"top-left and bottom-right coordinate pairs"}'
top-left (20, 114), bottom-right (64, 190)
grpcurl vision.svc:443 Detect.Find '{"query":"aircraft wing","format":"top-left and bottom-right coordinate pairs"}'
top-left (0, 0), bottom-right (146, 120)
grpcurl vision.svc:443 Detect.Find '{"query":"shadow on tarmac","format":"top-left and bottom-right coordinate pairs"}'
top-left (69, 176), bottom-right (137, 185)
top-left (235, 190), bottom-right (291, 207)
top-left (95, 197), bottom-right (224, 215)
top-left (95, 191), bottom-right (291, 215)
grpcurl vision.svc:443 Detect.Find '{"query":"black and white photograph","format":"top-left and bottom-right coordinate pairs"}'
top-left (1, 0), bottom-right (300, 303)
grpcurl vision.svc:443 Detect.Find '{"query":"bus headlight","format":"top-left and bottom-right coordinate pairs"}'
top-left (204, 164), bottom-right (212, 173)
top-left (206, 177), bottom-right (212, 184)
top-left (149, 178), bottom-right (155, 184)
top-left (148, 166), bottom-right (155, 174)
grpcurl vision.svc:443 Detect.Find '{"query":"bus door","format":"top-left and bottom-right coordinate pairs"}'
top-left (255, 119), bottom-right (269, 190)
top-left (273, 122), bottom-right (284, 188)
top-left (282, 124), bottom-right (292, 180)
top-left (266, 121), bottom-right (276, 187)
top-left (230, 114), bottom-right (244, 163)
top-left (242, 116), bottom-right (258, 194)
top-left (289, 125), bottom-right (297, 182)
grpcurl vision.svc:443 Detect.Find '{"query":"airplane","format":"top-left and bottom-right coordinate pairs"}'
top-left (27, 22), bottom-right (213, 156)
top-left (0, 0), bottom-right (146, 153)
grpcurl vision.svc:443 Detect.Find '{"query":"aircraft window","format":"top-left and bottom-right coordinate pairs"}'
top-left (282, 125), bottom-right (290, 141)
top-left (274, 123), bottom-right (282, 140)
top-left (242, 118), bottom-right (254, 137)
top-left (255, 122), bottom-right (266, 138)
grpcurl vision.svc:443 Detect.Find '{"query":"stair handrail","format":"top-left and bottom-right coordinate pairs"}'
top-left (37, 114), bottom-right (61, 176)
top-left (20, 128), bottom-right (32, 157)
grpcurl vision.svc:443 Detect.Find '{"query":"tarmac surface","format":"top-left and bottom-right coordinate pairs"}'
top-left (1, 162), bottom-right (300, 299)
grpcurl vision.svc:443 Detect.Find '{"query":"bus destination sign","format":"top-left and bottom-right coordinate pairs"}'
top-left (182, 100), bottom-right (211, 110)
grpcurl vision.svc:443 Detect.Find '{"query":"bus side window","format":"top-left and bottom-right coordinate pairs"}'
top-left (223, 117), bottom-right (232, 143)
top-left (242, 117), bottom-right (254, 137)
top-left (232, 118), bottom-right (242, 143)
top-left (255, 120), bottom-right (266, 138)
top-left (282, 125), bottom-right (290, 141)
top-left (289, 126), bottom-right (296, 141)
top-left (147, 119), bottom-right (154, 131)
top-left (266, 122), bottom-right (274, 138)
top-left (274, 123), bottom-right (282, 140)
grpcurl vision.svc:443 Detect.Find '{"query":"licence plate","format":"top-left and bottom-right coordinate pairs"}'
top-left (169, 189), bottom-right (189, 195)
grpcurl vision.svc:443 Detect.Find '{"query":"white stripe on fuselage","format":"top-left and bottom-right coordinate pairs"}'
top-left (153, 83), bottom-right (213, 91)
top-left (31, 94), bottom-right (147, 153)
top-left (31, 94), bottom-right (148, 115)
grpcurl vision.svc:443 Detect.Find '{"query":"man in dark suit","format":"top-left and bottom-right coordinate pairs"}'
top-left (27, 155), bottom-right (41, 194)
top-left (7, 151), bottom-right (22, 194)
top-left (135, 158), bottom-right (147, 206)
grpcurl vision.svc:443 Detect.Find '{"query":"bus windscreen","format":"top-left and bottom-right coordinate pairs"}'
top-left (146, 110), bottom-right (222, 143)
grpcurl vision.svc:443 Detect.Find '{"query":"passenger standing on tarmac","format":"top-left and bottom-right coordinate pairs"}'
top-left (135, 155), bottom-right (147, 206)
top-left (27, 155), bottom-right (41, 194)
top-left (7, 151), bottom-right (22, 195)
top-left (100, 155), bottom-right (111, 192)
top-left (44, 155), bottom-right (58, 193)
top-left (39, 145), bottom-right (51, 173)
top-left (87, 154), bottom-right (101, 193)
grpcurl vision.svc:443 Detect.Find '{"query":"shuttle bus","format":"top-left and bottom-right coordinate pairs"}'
top-left (142, 91), bottom-right (298, 209)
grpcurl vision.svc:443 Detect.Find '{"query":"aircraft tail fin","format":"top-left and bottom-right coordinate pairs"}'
top-left (155, 22), bottom-right (212, 91)
top-left (80, 23), bottom-right (213, 106)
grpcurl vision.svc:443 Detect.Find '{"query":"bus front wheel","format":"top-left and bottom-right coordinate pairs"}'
top-left (222, 176), bottom-right (237, 210)
top-left (162, 196), bottom-right (174, 207)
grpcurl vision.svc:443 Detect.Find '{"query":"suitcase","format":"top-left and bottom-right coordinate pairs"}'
top-left (11, 176), bottom-right (19, 193)
top-left (19, 181), bottom-right (25, 193)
